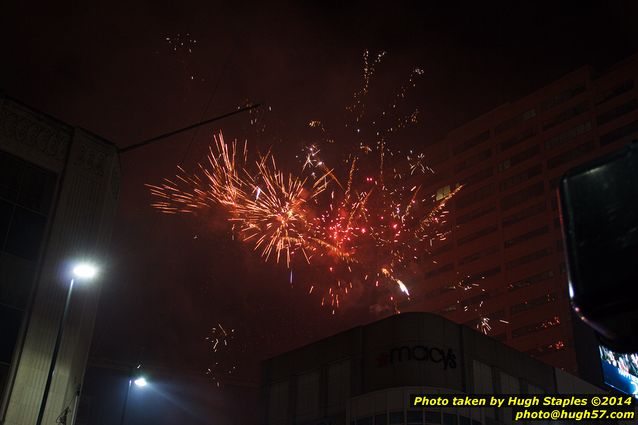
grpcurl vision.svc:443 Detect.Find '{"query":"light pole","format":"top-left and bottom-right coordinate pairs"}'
top-left (35, 262), bottom-right (98, 425)
top-left (119, 366), bottom-right (147, 425)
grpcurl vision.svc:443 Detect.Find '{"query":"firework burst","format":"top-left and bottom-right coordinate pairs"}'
top-left (148, 50), bottom-right (462, 313)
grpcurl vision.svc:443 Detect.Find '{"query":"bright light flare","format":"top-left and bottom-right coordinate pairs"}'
top-left (72, 263), bottom-right (98, 280)
top-left (134, 377), bottom-right (147, 387)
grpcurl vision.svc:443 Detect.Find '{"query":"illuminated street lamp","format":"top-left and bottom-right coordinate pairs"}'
top-left (119, 366), bottom-right (147, 425)
top-left (134, 376), bottom-right (148, 387)
top-left (35, 262), bottom-right (99, 425)
top-left (72, 263), bottom-right (98, 279)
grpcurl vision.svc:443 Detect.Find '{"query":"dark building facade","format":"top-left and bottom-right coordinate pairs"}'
top-left (0, 95), bottom-right (119, 424)
top-left (399, 55), bottom-right (638, 377)
top-left (262, 313), bottom-right (614, 425)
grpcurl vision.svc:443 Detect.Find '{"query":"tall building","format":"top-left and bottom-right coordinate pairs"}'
top-left (400, 55), bottom-right (638, 378)
top-left (261, 313), bottom-right (612, 425)
top-left (0, 95), bottom-right (120, 424)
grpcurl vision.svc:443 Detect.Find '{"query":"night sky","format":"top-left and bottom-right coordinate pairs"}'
top-left (2, 1), bottom-right (638, 423)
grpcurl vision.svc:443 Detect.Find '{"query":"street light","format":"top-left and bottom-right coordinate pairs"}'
top-left (35, 262), bottom-right (99, 425)
top-left (120, 366), bottom-right (147, 425)
top-left (72, 263), bottom-right (98, 279)
top-left (134, 377), bottom-right (148, 387)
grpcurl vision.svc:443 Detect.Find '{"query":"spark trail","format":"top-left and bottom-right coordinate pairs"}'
top-left (148, 51), bottom-right (463, 314)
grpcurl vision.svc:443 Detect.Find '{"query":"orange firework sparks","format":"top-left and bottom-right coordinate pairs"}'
top-left (148, 50), bottom-right (463, 314)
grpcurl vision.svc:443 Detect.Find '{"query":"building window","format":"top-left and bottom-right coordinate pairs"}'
top-left (4, 207), bottom-right (47, 261)
top-left (407, 410), bottom-right (422, 424)
top-left (540, 83), bottom-right (586, 111)
top-left (375, 414), bottom-right (388, 425)
top-left (0, 253), bottom-right (37, 310)
top-left (0, 305), bottom-right (22, 363)
top-left (436, 185), bottom-right (452, 201)
top-left (460, 166), bottom-right (493, 186)
top-left (597, 99), bottom-right (638, 126)
top-left (499, 164), bottom-right (542, 192)
top-left (542, 102), bottom-right (589, 131)
top-left (547, 140), bottom-right (597, 169)
top-left (0, 200), bottom-right (12, 246)
top-left (295, 370), bottom-right (320, 420)
top-left (0, 151), bottom-right (57, 214)
top-left (600, 119), bottom-right (638, 146)
top-left (473, 360), bottom-right (493, 393)
top-left (459, 245), bottom-right (500, 266)
top-left (527, 383), bottom-right (544, 394)
top-left (512, 316), bottom-right (561, 338)
top-left (504, 226), bottom-right (548, 248)
top-left (17, 164), bottom-right (57, 214)
top-left (425, 262), bottom-right (454, 278)
top-left (594, 79), bottom-right (634, 105)
top-left (500, 182), bottom-right (544, 211)
top-left (498, 145), bottom-right (540, 173)
top-left (502, 201), bottom-right (546, 227)
top-left (465, 310), bottom-right (504, 329)
top-left (389, 411), bottom-right (404, 424)
top-left (426, 282), bottom-right (458, 298)
top-left (429, 150), bottom-right (451, 167)
top-left (505, 248), bottom-right (552, 270)
top-left (507, 269), bottom-right (555, 292)
top-left (442, 413), bottom-right (458, 425)
top-left (545, 121), bottom-right (592, 150)
top-left (424, 410), bottom-right (442, 424)
top-left (455, 184), bottom-right (495, 210)
top-left (463, 292), bottom-right (492, 309)
top-left (453, 130), bottom-right (491, 155)
top-left (327, 360), bottom-right (350, 409)
top-left (439, 304), bottom-right (458, 313)
top-left (495, 109), bottom-right (537, 134)
top-left (499, 127), bottom-right (536, 152)
top-left (467, 266), bottom-right (501, 283)
top-left (526, 340), bottom-right (567, 357)
top-left (0, 151), bottom-right (58, 389)
top-left (0, 157), bottom-right (22, 202)
top-left (457, 225), bottom-right (498, 246)
top-left (430, 243), bottom-right (452, 257)
top-left (500, 371), bottom-right (520, 393)
top-left (267, 381), bottom-right (289, 425)
top-left (455, 149), bottom-right (492, 172)
top-left (511, 292), bottom-right (558, 315)
top-left (457, 205), bottom-right (496, 225)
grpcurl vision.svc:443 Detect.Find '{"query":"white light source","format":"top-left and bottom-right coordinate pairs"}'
top-left (72, 263), bottom-right (98, 280)
top-left (134, 377), bottom-right (147, 387)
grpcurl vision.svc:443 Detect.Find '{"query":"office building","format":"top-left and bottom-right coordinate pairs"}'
top-left (399, 55), bottom-right (638, 378)
top-left (0, 95), bottom-right (120, 424)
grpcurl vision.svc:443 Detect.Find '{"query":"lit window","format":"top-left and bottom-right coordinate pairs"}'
top-left (436, 185), bottom-right (451, 201)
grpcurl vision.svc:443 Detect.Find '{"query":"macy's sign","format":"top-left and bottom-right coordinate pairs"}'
top-left (376, 345), bottom-right (457, 370)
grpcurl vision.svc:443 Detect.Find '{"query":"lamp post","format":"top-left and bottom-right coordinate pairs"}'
top-left (119, 366), bottom-right (147, 425)
top-left (35, 263), bottom-right (98, 425)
